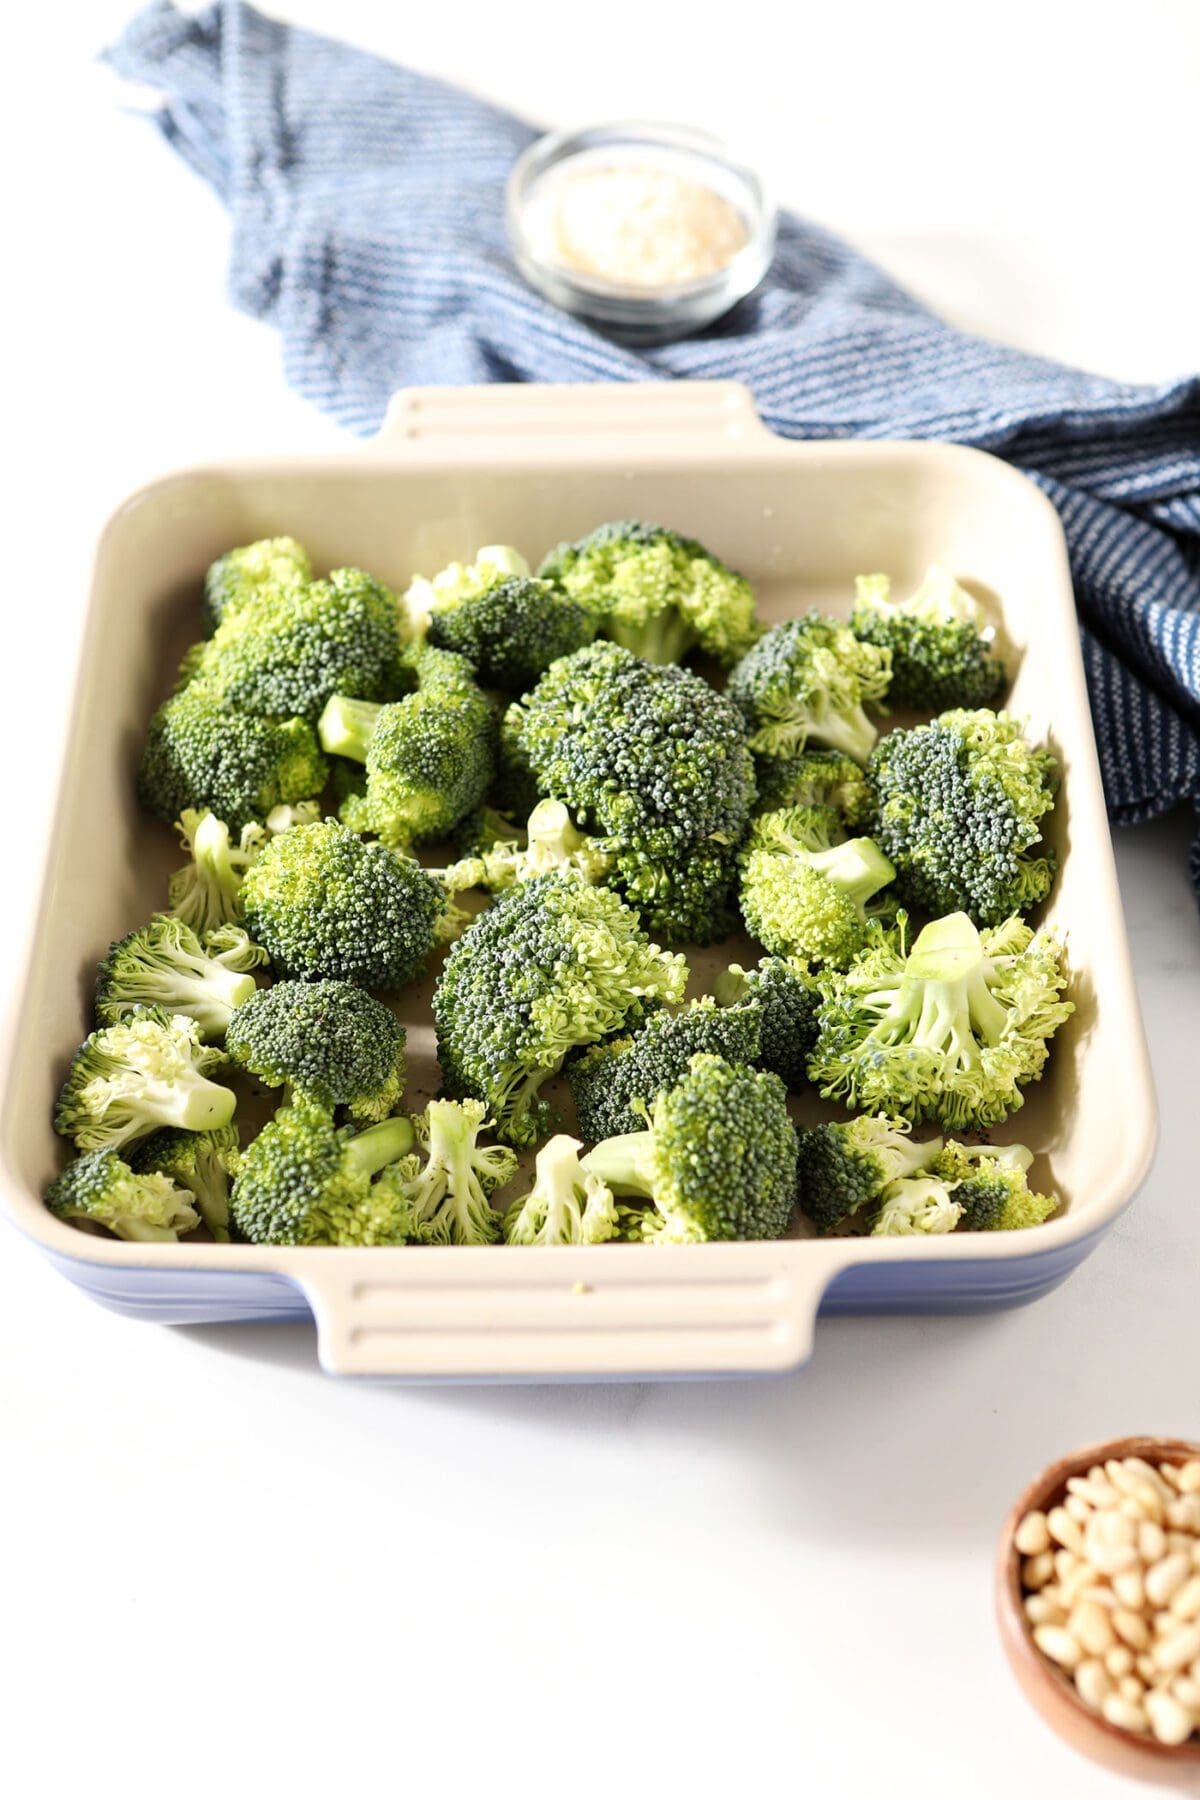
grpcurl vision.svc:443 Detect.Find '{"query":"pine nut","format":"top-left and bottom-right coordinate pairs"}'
top-left (1033, 1624), bottom-right (1082, 1670)
top-left (1024, 1551), bottom-right (1055, 1590)
top-left (1048, 1507), bottom-right (1084, 1554)
top-left (1054, 1548), bottom-right (1080, 1582)
top-left (1065, 1494), bottom-right (1093, 1525)
top-left (1136, 1654), bottom-right (1157, 1682)
top-left (1105, 1646), bottom-right (1135, 1678)
top-left (1173, 1578), bottom-right (1200, 1623)
top-left (1153, 1624), bottom-right (1200, 1675)
top-left (1171, 1675), bottom-right (1200, 1712)
top-left (1014, 1510), bottom-right (1051, 1556)
top-left (1069, 1475), bottom-right (1116, 1507)
top-left (1073, 1659), bottom-right (1112, 1710)
top-left (1112, 1569), bottom-right (1145, 1610)
top-left (1125, 1458), bottom-right (1176, 1502)
top-left (1119, 1675), bottom-right (1147, 1704)
top-left (1069, 1601), bottom-right (1115, 1656)
top-left (1144, 1690), bottom-right (1195, 1746)
top-left (1177, 1462), bottom-right (1200, 1495)
top-left (1113, 1609), bottom-right (1151, 1650)
top-left (1024, 1595), bottom-right (1064, 1626)
top-left (1103, 1695), bottom-right (1148, 1733)
top-left (1168, 1496), bottom-right (1200, 1532)
top-left (1146, 1552), bottom-right (1192, 1608)
top-left (1138, 1521), bottom-right (1166, 1563)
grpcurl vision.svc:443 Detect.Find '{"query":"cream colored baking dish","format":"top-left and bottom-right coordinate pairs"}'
top-left (0, 382), bottom-right (1157, 1380)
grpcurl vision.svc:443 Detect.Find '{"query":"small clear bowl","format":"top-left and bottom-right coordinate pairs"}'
top-left (506, 121), bottom-right (776, 346)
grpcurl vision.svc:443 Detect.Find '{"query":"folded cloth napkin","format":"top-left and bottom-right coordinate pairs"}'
top-left (107, 0), bottom-right (1200, 897)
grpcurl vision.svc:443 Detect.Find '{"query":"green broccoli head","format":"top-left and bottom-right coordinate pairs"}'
top-left (508, 641), bottom-right (756, 859)
top-left (239, 819), bottom-right (455, 989)
top-left (727, 611), bottom-right (892, 764)
top-left (503, 1134), bottom-right (619, 1246)
top-left (808, 910), bottom-right (1073, 1129)
top-left (139, 686), bottom-right (328, 834)
top-left (868, 709), bottom-right (1058, 925)
top-left (606, 836), bottom-right (743, 948)
top-left (931, 1139), bottom-right (1058, 1230)
top-left (54, 1008), bottom-right (236, 1152)
top-left (567, 997), bottom-right (763, 1142)
top-left (796, 1114), bottom-right (943, 1233)
top-left (403, 545), bottom-right (530, 637)
top-left (850, 567), bottom-right (1005, 711)
top-left (539, 520), bottom-right (759, 667)
top-left (45, 1148), bottom-right (201, 1242)
top-left (397, 1098), bottom-right (518, 1245)
top-left (95, 913), bottom-right (263, 1039)
top-left (738, 805), bottom-right (896, 966)
top-left (202, 536), bottom-right (311, 635)
top-left (229, 1100), bottom-right (417, 1246)
top-left (427, 575), bottom-right (596, 692)
top-left (128, 1124), bottom-right (241, 1241)
top-left (433, 871), bottom-right (688, 1147)
top-left (754, 748), bottom-right (873, 826)
top-left (712, 957), bottom-right (822, 1092)
top-left (582, 1054), bottom-right (798, 1243)
top-left (224, 979), bottom-right (406, 1122)
top-left (319, 645), bottom-right (496, 849)
top-left (444, 798), bottom-right (612, 895)
top-left (187, 567), bottom-right (402, 724)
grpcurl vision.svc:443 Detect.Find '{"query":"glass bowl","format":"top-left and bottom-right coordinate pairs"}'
top-left (506, 121), bottom-right (776, 346)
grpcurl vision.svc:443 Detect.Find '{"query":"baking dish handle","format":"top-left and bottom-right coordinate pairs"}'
top-left (299, 1247), bottom-right (846, 1381)
top-left (365, 380), bottom-right (779, 455)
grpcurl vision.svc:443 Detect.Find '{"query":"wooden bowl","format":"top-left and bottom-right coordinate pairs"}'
top-left (997, 1436), bottom-right (1200, 1791)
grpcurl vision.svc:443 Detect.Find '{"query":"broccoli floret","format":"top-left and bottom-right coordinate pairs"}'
top-left (444, 799), bottom-right (612, 894)
top-left (727, 612), bottom-right (892, 763)
top-left (397, 1099), bottom-right (518, 1244)
top-left (404, 545), bottom-right (530, 638)
top-left (202, 536), bottom-right (311, 635)
top-left (539, 520), bottom-right (758, 667)
top-left (167, 810), bottom-right (268, 934)
top-left (54, 1008), bottom-right (236, 1152)
top-left (503, 1135), bottom-right (619, 1246)
top-left (449, 803), bottom-right (525, 862)
top-left (871, 1176), bottom-right (964, 1236)
top-left (264, 799), bottom-right (323, 834)
top-left (712, 958), bottom-right (821, 1091)
top-left (754, 749), bottom-right (873, 826)
top-left (850, 567), bottom-right (1005, 711)
top-left (795, 1114), bottom-right (943, 1233)
top-left (319, 647), bottom-right (495, 849)
top-left (433, 872), bottom-right (688, 1147)
top-left (45, 1148), bottom-right (201, 1242)
top-left (225, 979), bottom-right (406, 1122)
top-left (95, 914), bottom-right (263, 1039)
top-left (568, 997), bottom-right (762, 1142)
top-left (427, 575), bottom-right (596, 692)
top-left (128, 1124), bottom-right (241, 1241)
top-left (508, 642), bottom-right (756, 858)
top-left (738, 805), bottom-right (896, 965)
top-left (605, 836), bottom-right (743, 948)
top-left (229, 1100), bottom-right (417, 1246)
top-left (239, 819), bottom-right (456, 988)
top-left (188, 567), bottom-right (401, 724)
top-left (931, 1139), bottom-right (1058, 1231)
top-left (808, 910), bottom-right (1073, 1129)
top-left (139, 686), bottom-right (328, 833)
top-left (868, 709), bottom-right (1059, 924)
top-left (581, 1054), bottom-right (798, 1243)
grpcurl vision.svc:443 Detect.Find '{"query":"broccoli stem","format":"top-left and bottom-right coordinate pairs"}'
top-left (807, 700), bottom-right (878, 765)
top-left (318, 695), bottom-right (384, 763)
top-left (147, 1076), bottom-right (237, 1134)
top-left (802, 838), bottom-right (896, 915)
top-left (114, 1220), bottom-right (181, 1243)
top-left (874, 912), bottom-right (1008, 1063)
top-left (712, 964), bottom-right (751, 1007)
top-left (580, 1130), bottom-right (657, 1198)
top-left (606, 612), bottom-right (699, 667)
top-left (342, 1114), bottom-right (416, 1179)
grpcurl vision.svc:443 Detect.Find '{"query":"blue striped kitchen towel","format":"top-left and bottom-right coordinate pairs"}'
top-left (107, 0), bottom-right (1200, 897)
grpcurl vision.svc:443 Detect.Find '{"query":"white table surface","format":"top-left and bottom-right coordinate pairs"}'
top-left (3, 4), bottom-right (1197, 1795)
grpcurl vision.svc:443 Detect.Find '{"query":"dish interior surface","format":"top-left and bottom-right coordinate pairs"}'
top-left (0, 386), bottom-right (1157, 1377)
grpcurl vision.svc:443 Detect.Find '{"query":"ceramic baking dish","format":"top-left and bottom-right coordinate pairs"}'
top-left (0, 381), bottom-right (1157, 1381)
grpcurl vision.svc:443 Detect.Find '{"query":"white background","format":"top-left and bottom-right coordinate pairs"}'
top-left (3, 3), bottom-right (1198, 1796)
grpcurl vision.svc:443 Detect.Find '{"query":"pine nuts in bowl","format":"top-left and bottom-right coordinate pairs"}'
top-left (997, 1438), bottom-right (1200, 1787)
